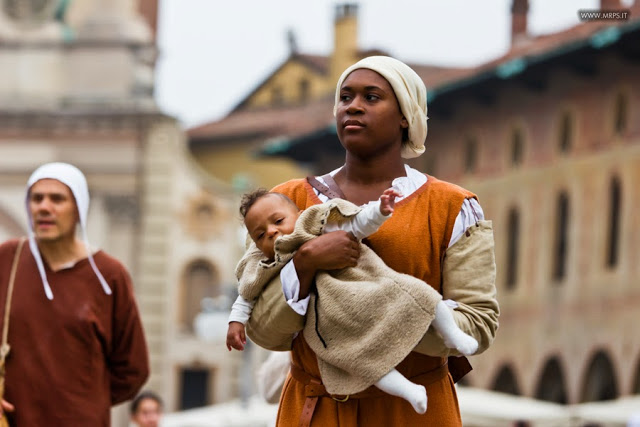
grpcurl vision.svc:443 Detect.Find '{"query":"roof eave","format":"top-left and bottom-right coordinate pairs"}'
top-left (428, 20), bottom-right (640, 103)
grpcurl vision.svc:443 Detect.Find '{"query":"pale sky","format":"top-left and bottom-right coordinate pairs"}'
top-left (154, 0), bottom-right (612, 129)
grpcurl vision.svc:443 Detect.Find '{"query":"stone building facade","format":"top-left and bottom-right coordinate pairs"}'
top-left (0, 0), bottom-right (247, 421)
top-left (425, 13), bottom-right (640, 403)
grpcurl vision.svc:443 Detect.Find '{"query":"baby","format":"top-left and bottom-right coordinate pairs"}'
top-left (227, 188), bottom-right (478, 414)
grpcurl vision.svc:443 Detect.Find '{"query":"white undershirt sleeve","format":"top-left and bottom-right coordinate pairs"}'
top-left (449, 198), bottom-right (484, 248)
top-left (281, 261), bottom-right (310, 315)
top-left (228, 295), bottom-right (255, 325)
top-left (323, 201), bottom-right (389, 240)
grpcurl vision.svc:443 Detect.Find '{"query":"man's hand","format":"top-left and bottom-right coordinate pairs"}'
top-left (379, 188), bottom-right (402, 216)
top-left (226, 321), bottom-right (247, 351)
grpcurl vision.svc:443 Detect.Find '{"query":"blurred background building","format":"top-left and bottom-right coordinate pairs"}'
top-left (0, 0), bottom-right (247, 425)
top-left (1, 0), bottom-right (639, 426)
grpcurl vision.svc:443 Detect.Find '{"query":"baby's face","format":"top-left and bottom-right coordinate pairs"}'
top-left (244, 194), bottom-right (300, 261)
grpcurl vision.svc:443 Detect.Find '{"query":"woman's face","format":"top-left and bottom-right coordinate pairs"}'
top-left (336, 69), bottom-right (408, 159)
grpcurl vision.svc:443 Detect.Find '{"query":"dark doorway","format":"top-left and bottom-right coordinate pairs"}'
top-left (492, 364), bottom-right (521, 396)
top-left (180, 368), bottom-right (210, 410)
top-left (581, 351), bottom-right (618, 402)
top-left (535, 357), bottom-right (568, 404)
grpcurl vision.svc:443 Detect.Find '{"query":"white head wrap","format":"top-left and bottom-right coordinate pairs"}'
top-left (25, 162), bottom-right (112, 300)
top-left (333, 56), bottom-right (428, 159)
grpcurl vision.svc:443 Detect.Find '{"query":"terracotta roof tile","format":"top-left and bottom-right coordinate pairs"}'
top-left (479, 16), bottom-right (638, 72)
top-left (295, 54), bottom-right (330, 73)
top-left (409, 63), bottom-right (477, 89)
top-left (188, 95), bottom-right (335, 143)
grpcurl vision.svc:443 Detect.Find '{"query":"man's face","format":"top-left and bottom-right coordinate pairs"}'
top-left (28, 179), bottom-right (78, 243)
top-left (131, 398), bottom-right (162, 427)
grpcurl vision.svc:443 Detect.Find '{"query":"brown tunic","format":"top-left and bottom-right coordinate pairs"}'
top-left (269, 175), bottom-right (474, 426)
top-left (0, 239), bottom-right (149, 427)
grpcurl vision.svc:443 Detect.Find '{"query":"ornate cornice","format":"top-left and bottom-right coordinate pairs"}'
top-left (0, 110), bottom-right (166, 137)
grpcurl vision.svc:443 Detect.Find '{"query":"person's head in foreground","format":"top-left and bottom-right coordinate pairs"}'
top-left (130, 390), bottom-right (163, 427)
top-left (333, 55), bottom-right (428, 162)
top-left (240, 188), bottom-right (301, 261)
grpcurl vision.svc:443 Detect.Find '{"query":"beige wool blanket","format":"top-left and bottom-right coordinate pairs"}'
top-left (236, 199), bottom-right (442, 395)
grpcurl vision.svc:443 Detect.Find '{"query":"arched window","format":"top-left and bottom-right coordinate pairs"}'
top-left (535, 357), bottom-right (568, 404)
top-left (181, 260), bottom-right (220, 332)
top-left (511, 127), bottom-right (524, 167)
top-left (506, 207), bottom-right (520, 290)
top-left (552, 192), bottom-right (569, 282)
top-left (633, 356), bottom-right (640, 394)
top-left (464, 136), bottom-right (478, 173)
top-left (559, 111), bottom-right (573, 154)
top-left (196, 203), bottom-right (214, 222)
top-left (491, 364), bottom-right (521, 395)
top-left (613, 92), bottom-right (628, 136)
top-left (606, 176), bottom-right (621, 268)
top-left (581, 350), bottom-right (618, 402)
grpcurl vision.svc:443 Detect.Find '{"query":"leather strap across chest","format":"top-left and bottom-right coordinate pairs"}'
top-left (306, 174), bottom-right (346, 200)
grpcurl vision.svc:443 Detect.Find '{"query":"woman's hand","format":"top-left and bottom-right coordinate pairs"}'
top-left (293, 231), bottom-right (360, 298)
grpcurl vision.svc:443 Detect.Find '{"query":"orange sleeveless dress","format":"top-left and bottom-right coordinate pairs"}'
top-left (271, 176), bottom-right (474, 426)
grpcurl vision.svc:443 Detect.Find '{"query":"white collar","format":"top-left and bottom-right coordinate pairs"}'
top-left (320, 164), bottom-right (427, 205)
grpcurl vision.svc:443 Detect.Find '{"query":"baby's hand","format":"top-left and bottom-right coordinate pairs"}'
top-left (226, 321), bottom-right (247, 351)
top-left (379, 188), bottom-right (402, 216)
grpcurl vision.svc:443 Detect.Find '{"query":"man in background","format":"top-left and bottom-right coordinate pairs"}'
top-left (0, 162), bottom-right (149, 426)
